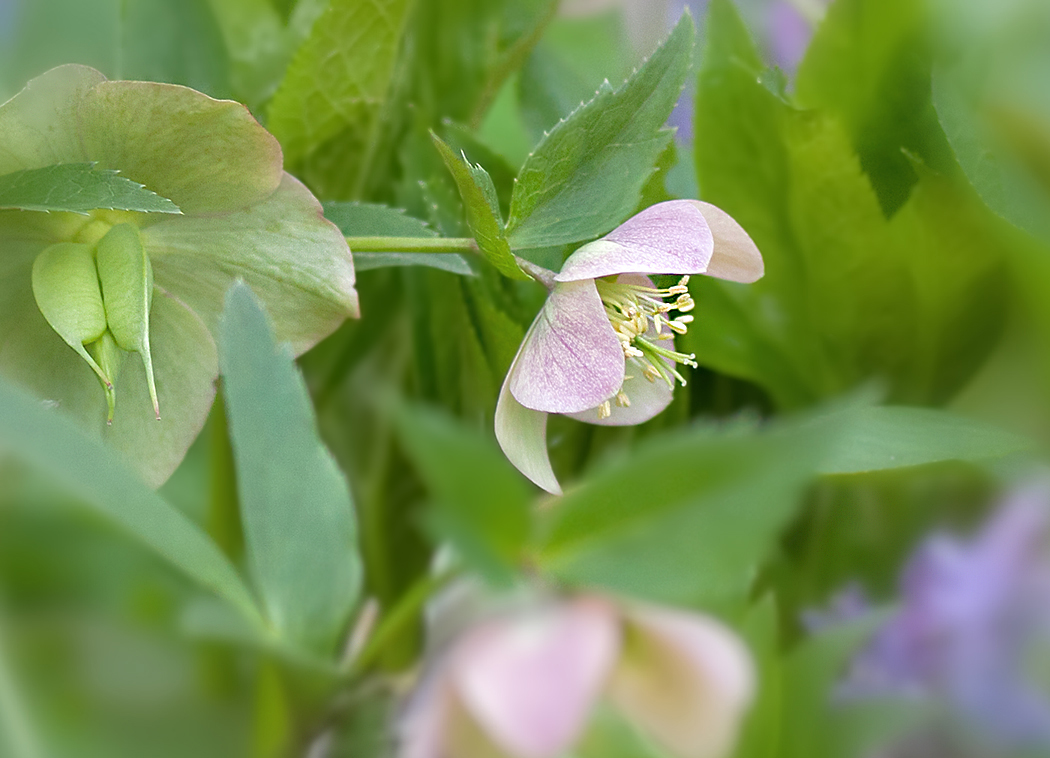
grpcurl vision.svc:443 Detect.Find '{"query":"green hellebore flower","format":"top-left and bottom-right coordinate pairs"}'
top-left (0, 65), bottom-right (358, 487)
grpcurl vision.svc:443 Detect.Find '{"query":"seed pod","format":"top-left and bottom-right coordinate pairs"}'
top-left (31, 242), bottom-right (112, 389)
top-left (86, 331), bottom-right (125, 425)
top-left (96, 223), bottom-right (160, 419)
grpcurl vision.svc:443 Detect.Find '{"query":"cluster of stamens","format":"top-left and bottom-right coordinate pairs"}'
top-left (593, 275), bottom-right (699, 418)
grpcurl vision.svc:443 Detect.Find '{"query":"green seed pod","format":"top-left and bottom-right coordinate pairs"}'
top-left (31, 242), bottom-right (112, 389)
top-left (86, 330), bottom-right (126, 425)
top-left (96, 223), bottom-right (160, 419)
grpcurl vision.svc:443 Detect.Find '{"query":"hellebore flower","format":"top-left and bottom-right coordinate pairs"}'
top-left (0, 65), bottom-right (357, 486)
top-left (399, 595), bottom-right (754, 758)
top-left (495, 200), bottom-right (763, 494)
top-left (837, 484), bottom-right (1050, 749)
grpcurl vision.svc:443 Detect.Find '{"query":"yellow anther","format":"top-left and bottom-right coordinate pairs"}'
top-left (597, 400), bottom-right (612, 419)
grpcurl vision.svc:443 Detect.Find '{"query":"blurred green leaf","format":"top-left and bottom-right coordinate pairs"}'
top-left (0, 375), bottom-right (261, 625)
top-left (796, 0), bottom-right (952, 214)
top-left (205, 0), bottom-right (290, 107)
top-left (396, 404), bottom-right (531, 586)
top-left (431, 133), bottom-right (528, 280)
top-left (0, 163), bottom-right (181, 214)
top-left (536, 414), bottom-right (839, 606)
top-left (505, 12), bottom-right (693, 249)
top-left (325, 201), bottom-right (474, 276)
top-left (219, 282), bottom-right (362, 656)
top-left (815, 406), bottom-right (1034, 476)
top-left (1, 0), bottom-right (230, 100)
top-left (690, 0), bottom-right (1006, 409)
top-left (731, 596), bottom-right (781, 758)
top-left (267, 0), bottom-right (413, 198)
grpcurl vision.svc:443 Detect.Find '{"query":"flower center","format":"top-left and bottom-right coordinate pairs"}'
top-left (594, 275), bottom-right (699, 418)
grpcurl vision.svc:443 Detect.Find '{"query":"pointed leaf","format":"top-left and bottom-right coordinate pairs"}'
top-left (0, 163), bottom-right (181, 214)
top-left (431, 134), bottom-right (528, 280)
top-left (219, 282), bottom-right (362, 655)
top-left (0, 373), bottom-right (261, 624)
top-left (505, 12), bottom-right (694, 249)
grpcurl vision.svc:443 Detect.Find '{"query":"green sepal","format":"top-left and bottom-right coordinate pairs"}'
top-left (30, 241), bottom-right (111, 389)
top-left (96, 223), bottom-right (159, 420)
top-left (86, 330), bottom-right (125, 424)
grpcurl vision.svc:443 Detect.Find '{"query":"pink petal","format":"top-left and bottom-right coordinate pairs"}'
top-left (507, 279), bottom-right (624, 415)
top-left (689, 202), bottom-right (764, 283)
top-left (607, 605), bottom-right (755, 758)
top-left (566, 366), bottom-right (674, 426)
top-left (495, 379), bottom-right (561, 495)
top-left (556, 201), bottom-right (714, 283)
top-left (451, 599), bottom-right (621, 758)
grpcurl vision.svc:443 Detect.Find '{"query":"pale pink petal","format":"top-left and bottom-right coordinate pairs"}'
top-left (608, 605), bottom-right (755, 758)
top-left (507, 279), bottom-right (624, 415)
top-left (495, 373), bottom-right (561, 495)
top-left (566, 366), bottom-right (674, 426)
top-left (556, 201), bottom-right (714, 283)
top-left (451, 599), bottom-right (621, 758)
top-left (689, 202), bottom-right (764, 284)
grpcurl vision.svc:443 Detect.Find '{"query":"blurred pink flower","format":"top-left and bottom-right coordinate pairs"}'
top-left (399, 595), bottom-right (754, 758)
top-left (495, 200), bottom-right (763, 494)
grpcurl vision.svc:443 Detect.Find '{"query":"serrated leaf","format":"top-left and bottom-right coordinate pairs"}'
top-left (431, 133), bottom-right (529, 279)
top-left (267, 0), bottom-right (412, 196)
top-left (219, 283), bottom-right (362, 656)
top-left (504, 12), bottom-right (693, 249)
top-left (324, 201), bottom-right (474, 275)
top-left (0, 163), bottom-right (181, 214)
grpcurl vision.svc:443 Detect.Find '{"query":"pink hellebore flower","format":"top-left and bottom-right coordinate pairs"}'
top-left (399, 595), bottom-right (755, 758)
top-left (495, 200), bottom-right (763, 494)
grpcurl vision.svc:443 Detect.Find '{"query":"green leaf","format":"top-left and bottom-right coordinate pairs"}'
top-left (431, 133), bottom-right (528, 280)
top-left (536, 414), bottom-right (839, 606)
top-left (795, 0), bottom-right (952, 214)
top-left (689, 0), bottom-right (1006, 409)
top-left (267, 0), bottom-right (413, 196)
top-left (0, 372), bottom-right (262, 625)
top-left (0, 163), bottom-right (181, 214)
top-left (504, 11), bottom-right (693, 249)
top-left (395, 403), bottom-right (532, 586)
top-left (324, 201), bottom-right (474, 276)
top-left (815, 406), bottom-right (1034, 476)
top-left (219, 282), bottom-right (362, 656)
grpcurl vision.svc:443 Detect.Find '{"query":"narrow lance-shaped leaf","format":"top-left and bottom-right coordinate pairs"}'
top-left (505, 12), bottom-right (694, 249)
top-left (219, 282), bottom-right (362, 656)
top-left (431, 133), bottom-right (529, 280)
top-left (97, 223), bottom-right (160, 420)
top-left (0, 373), bottom-right (263, 625)
top-left (0, 163), bottom-right (181, 214)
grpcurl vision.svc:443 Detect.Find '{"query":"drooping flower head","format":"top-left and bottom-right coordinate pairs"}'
top-left (0, 65), bottom-right (357, 486)
top-left (399, 593), bottom-right (754, 758)
top-left (496, 200), bottom-right (763, 494)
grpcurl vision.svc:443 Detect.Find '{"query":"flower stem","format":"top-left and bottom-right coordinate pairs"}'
top-left (345, 236), bottom-right (479, 254)
top-left (343, 568), bottom-right (458, 678)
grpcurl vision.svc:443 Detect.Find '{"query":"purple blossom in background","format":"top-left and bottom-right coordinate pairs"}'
top-left (840, 484), bottom-right (1050, 749)
top-left (767, 1), bottom-right (816, 72)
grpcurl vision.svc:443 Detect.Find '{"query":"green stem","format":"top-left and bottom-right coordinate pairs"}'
top-left (346, 236), bottom-right (479, 255)
top-left (344, 568), bottom-right (457, 678)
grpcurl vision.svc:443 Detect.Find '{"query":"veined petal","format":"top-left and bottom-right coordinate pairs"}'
top-left (102, 288), bottom-right (218, 487)
top-left (144, 173), bottom-right (357, 355)
top-left (0, 65), bottom-right (103, 174)
top-left (688, 202), bottom-right (764, 283)
top-left (508, 279), bottom-right (623, 415)
top-left (566, 366), bottom-right (674, 426)
top-left (556, 201), bottom-right (714, 283)
top-left (451, 598), bottom-right (621, 758)
top-left (495, 376), bottom-right (561, 495)
top-left (608, 605), bottom-right (755, 758)
top-left (78, 79), bottom-right (283, 215)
